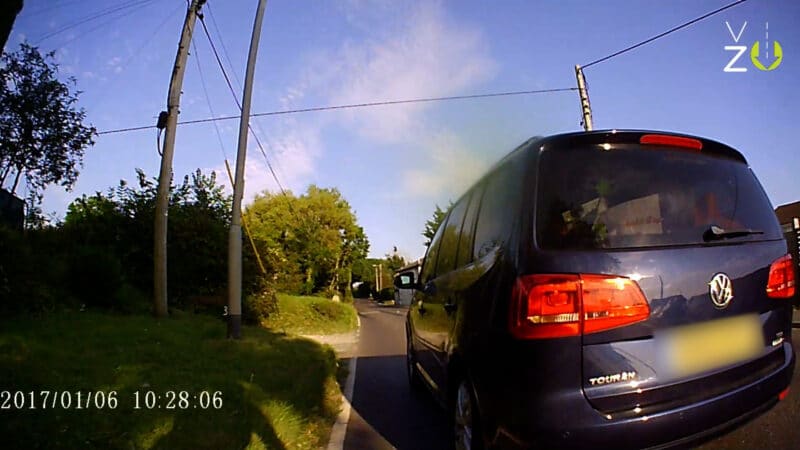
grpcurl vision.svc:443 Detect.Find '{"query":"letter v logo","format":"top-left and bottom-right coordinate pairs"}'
top-left (726, 21), bottom-right (747, 42)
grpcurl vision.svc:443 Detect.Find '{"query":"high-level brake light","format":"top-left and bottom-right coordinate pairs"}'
top-left (509, 274), bottom-right (650, 339)
top-left (640, 134), bottom-right (703, 151)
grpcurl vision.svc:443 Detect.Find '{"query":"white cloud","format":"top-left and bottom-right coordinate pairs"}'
top-left (106, 56), bottom-right (123, 74)
top-left (211, 124), bottom-right (321, 203)
top-left (400, 130), bottom-right (489, 200)
top-left (307, 2), bottom-right (497, 143)
top-left (279, 86), bottom-right (306, 109)
top-left (267, 2), bottom-right (497, 201)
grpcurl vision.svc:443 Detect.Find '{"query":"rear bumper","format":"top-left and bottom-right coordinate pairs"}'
top-left (488, 343), bottom-right (795, 450)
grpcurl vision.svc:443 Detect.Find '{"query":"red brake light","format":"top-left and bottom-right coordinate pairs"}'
top-left (766, 254), bottom-right (796, 298)
top-left (510, 274), bottom-right (650, 339)
top-left (640, 134), bottom-right (703, 151)
top-left (510, 275), bottom-right (581, 339)
top-left (581, 275), bottom-right (652, 334)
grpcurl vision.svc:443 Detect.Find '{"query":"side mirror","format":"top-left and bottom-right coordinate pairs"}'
top-left (394, 272), bottom-right (416, 289)
top-left (422, 280), bottom-right (437, 295)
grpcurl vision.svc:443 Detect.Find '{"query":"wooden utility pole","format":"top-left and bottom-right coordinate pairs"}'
top-left (372, 264), bottom-right (379, 295)
top-left (228, 0), bottom-right (268, 339)
top-left (153, 0), bottom-right (205, 317)
top-left (574, 65), bottom-right (594, 131)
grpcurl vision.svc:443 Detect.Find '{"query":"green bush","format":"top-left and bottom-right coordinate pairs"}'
top-left (66, 246), bottom-right (123, 309)
top-left (0, 226), bottom-right (27, 314)
top-left (310, 300), bottom-right (347, 321)
top-left (354, 282), bottom-right (372, 299)
top-left (378, 287), bottom-right (395, 301)
top-left (243, 285), bottom-right (279, 325)
top-left (116, 283), bottom-right (151, 314)
top-left (0, 226), bottom-right (71, 314)
top-left (342, 289), bottom-right (353, 303)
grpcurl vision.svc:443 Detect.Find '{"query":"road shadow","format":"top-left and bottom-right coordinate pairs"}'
top-left (146, 330), bottom-right (337, 450)
top-left (346, 355), bottom-right (450, 450)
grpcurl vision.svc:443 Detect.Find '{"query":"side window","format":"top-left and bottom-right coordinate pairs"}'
top-left (420, 213), bottom-right (448, 283)
top-left (436, 193), bottom-right (471, 276)
top-left (473, 163), bottom-right (520, 259)
top-left (456, 184), bottom-right (484, 268)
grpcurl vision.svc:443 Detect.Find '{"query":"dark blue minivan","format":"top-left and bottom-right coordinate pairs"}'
top-left (403, 130), bottom-right (796, 449)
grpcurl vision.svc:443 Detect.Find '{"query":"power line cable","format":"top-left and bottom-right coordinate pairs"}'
top-left (97, 87), bottom-right (578, 135)
top-left (206, 1), bottom-right (242, 88)
top-left (191, 37), bottom-right (229, 161)
top-left (21, 0), bottom-right (86, 19)
top-left (52, 3), bottom-right (158, 49)
top-left (192, 36), bottom-right (268, 276)
top-left (198, 13), bottom-right (286, 194)
top-left (581, 0), bottom-right (749, 69)
top-left (34, 0), bottom-right (156, 44)
top-left (205, 1), bottom-right (290, 186)
top-left (85, 3), bottom-right (183, 108)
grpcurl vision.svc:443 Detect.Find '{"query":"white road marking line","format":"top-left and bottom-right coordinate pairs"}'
top-left (327, 307), bottom-right (361, 450)
top-left (326, 356), bottom-right (357, 450)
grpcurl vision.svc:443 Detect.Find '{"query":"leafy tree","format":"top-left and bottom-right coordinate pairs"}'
top-left (2, 167), bottom-right (239, 316)
top-left (64, 168), bottom-right (234, 307)
top-left (246, 185), bottom-right (369, 296)
top-left (0, 43), bottom-right (95, 215)
top-left (384, 252), bottom-right (407, 273)
top-left (422, 201), bottom-right (452, 246)
top-left (350, 253), bottom-right (407, 298)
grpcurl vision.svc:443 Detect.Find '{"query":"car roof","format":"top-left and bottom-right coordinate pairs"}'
top-left (526, 130), bottom-right (748, 164)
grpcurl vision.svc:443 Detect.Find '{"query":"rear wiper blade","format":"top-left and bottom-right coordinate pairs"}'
top-left (703, 225), bottom-right (764, 242)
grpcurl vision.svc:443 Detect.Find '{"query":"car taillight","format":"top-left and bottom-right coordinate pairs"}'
top-left (766, 254), bottom-right (796, 298)
top-left (509, 274), bottom-right (650, 339)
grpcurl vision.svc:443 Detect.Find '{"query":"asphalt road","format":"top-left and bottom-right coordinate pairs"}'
top-left (342, 299), bottom-right (800, 449)
top-left (343, 299), bottom-right (449, 450)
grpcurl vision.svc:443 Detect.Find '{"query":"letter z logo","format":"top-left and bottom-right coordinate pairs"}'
top-left (724, 46), bottom-right (748, 72)
top-left (724, 21), bottom-right (748, 72)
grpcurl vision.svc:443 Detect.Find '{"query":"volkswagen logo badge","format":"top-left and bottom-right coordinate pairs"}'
top-left (709, 273), bottom-right (734, 308)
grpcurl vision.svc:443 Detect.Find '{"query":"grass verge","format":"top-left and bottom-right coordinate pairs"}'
top-left (263, 294), bottom-right (358, 335)
top-left (0, 311), bottom-right (340, 450)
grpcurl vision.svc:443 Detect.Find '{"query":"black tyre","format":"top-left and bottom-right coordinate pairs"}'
top-left (453, 379), bottom-right (483, 450)
top-left (406, 331), bottom-right (424, 391)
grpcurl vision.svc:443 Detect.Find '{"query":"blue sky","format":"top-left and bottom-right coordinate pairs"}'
top-left (8, 0), bottom-right (800, 260)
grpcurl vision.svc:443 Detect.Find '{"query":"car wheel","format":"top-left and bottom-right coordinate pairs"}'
top-left (454, 379), bottom-right (483, 450)
top-left (406, 332), bottom-right (423, 391)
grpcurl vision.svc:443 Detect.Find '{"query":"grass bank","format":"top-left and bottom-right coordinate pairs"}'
top-left (263, 294), bottom-right (358, 335)
top-left (0, 311), bottom-right (340, 450)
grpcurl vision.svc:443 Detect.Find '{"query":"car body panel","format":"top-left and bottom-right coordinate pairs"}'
top-left (405, 130), bottom-right (795, 449)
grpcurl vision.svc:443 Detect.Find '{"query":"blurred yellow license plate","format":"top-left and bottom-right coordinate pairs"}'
top-left (662, 314), bottom-right (763, 377)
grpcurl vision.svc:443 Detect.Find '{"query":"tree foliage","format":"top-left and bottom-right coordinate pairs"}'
top-left (350, 252), bottom-right (407, 299)
top-left (0, 167), bottom-right (286, 317)
top-left (0, 43), bottom-right (95, 205)
top-left (246, 185), bottom-right (369, 296)
top-left (63, 168), bottom-right (233, 305)
top-left (422, 201), bottom-right (452, 246)
top-left (384, 252), bottom-right (407, 274)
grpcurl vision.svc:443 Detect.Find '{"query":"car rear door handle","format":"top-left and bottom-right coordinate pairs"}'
top-left (443, 301), bottom-right (457, 313)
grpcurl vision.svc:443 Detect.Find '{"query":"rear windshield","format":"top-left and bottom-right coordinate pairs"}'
top-left (536, 146), bottom-right (782, 250)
